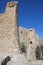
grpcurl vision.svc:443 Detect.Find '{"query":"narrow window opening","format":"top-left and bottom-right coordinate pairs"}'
top-left (30, 41), bottom-right (32, 44)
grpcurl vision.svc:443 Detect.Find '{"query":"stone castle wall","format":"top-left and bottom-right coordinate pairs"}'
top-left (0, 1), bottom-right (40, 60)
top-left (19, 27), bottom-right (39, 60)
top-left (0, 1), bottom-right (19, 54)
top-left (19, 27), bottom-right (39, 49)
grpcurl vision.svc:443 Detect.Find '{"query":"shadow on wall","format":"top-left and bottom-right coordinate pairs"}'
top-left (35, 45), bottom-right (43, 60)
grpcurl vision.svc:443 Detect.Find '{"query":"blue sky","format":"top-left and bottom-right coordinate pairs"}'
top-left (0, 0), bottom-right (43, 39)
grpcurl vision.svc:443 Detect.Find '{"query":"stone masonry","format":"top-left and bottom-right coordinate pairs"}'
top-left (0, 1), bottom-right (40, 60)
top-left (0, 1), bottom-right (43, 65)
top-left (19, 27), bottom-right (39, 60)
top-left (0, 1), bottom-right (19, 54)
top-left (19, 27), bottom-right (39, 49)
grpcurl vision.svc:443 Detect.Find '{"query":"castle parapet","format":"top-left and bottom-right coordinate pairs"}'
top-left (7, 1), bottom-right (18, 7)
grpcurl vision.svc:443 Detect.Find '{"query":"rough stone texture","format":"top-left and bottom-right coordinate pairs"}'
top-left (0, 1), bottom-right (41, 61)
top-left (19, 27), bottom-right (39, 48)
top-left (19, 27), bottom-right (29, 49)
top-left (8, 60), bottom-right (43, 65)
top-left (0, 1), bottom-right (19, 54)
top-left (39, 39), bottom-right (43, 45)
top-left (26, 28), bottom-right (39, 60)
top-left (0, 54), bottom-right (29, 65)
top-left (0, 54), bottom-right (43, 65)
top-left (7, 54), bottom-right (29, 65)
top-left (27, 44), bottom-right (36, 60)
top-left (19, 27), bottom-right (39, 60)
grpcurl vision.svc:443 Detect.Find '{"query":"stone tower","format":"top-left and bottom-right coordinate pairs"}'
top-left (27, 28), bottom-right (39, 60)
top-left (0, 1), bottom-right (19, 54)
top-left (27, 28), bottom-right (39, 48)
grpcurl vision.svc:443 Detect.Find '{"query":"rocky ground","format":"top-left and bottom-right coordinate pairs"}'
top-left (0, 53), bottom-right (43, 65)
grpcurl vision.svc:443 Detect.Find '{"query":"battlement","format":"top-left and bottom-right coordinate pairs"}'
top-left (7, 1), bottom-right (18, 8)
